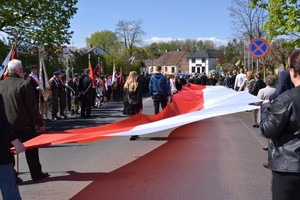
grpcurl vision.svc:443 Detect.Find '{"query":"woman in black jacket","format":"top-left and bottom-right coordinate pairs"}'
top-left (260, 49), bottom-right (300, 199)
top-left (122, 71), bottom-right (143, 140)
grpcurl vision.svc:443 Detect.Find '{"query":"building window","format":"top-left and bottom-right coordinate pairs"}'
top-left (202, 58), bottom-right (206, 63)
top-left (171, 67), bottom-right (175, 73)
top-left (202, 67), bottom-right (206, 73)
top-left (165, 67), bottom-right (168, 73)
top-left (192, 58), bottom-right (195, 63)
top-left (197, 67), bottom-right (201, 73)
top-left (191, 67), bottom-right (195, 73)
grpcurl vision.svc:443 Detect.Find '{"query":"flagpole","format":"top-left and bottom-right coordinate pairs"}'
top-left (63, 46), bottom-right (69, 80)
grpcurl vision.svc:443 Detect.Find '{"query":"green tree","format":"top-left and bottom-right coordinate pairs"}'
top-left (250, 0), bottom-right (300, 46)
top-left (196, 40), bottom-right (206, 51)
top-left (86, 30), bottom-right (120, 55)
top-left (0, 0), bottom-right (78, 47)
top-left (144, 43), bottom-right (161, 59)
top-left (223, 38), bottom-right (244, 70)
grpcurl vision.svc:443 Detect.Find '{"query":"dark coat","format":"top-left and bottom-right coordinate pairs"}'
top-left (0, 94), bottom-right (18, 165)
top-left (249, 79), bottom-right (266, 96)
top-left (78, 74), bottom-right (93, 96)
top-left (122, 80), bottom-right (143, 116)
top-left (0, 73), bottom-right (44, 133)
top-left (260, 86), bottom-right (300, 172)
top-left (270, 69), bottom-right (294, 100)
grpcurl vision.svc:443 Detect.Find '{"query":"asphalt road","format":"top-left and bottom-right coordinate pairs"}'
top-left (15, 97), bottom-right (271, 200)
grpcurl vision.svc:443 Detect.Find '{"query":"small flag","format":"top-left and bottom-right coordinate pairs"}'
top-left (0, 43), bottom-right (17, 79)
top-left (127, 56), bottom-right (135, 64)
top-left (94, 63), bottom-right (100, 78)
top-left (88, 55), bottom-right (97, 88)
top-left (112, 62), bottom-right (116, 83)
top-left (39, 55), bottom-right (52, 101)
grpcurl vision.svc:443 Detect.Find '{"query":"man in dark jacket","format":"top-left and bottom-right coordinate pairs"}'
top-left (78, 69), bottom-right (93, 118)
top-left (149, 66), bottom-right (170, 114)
top-left (0, 94), bottom-right (25, 200)
top-left (269, 68), bottom-right (295, 100)
top-left (260, 49), bottom-right (300, 199)
top-left (0, 59), bottom-right (49, 181)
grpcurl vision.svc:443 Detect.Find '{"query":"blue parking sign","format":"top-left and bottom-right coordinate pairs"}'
top-left (248, 38), bottom-right (269, 58)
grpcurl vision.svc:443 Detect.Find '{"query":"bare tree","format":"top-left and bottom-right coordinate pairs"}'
top-left (115, 20), bottom-right (145, 57)
top-left (229, 0), bottom-right (268, 42)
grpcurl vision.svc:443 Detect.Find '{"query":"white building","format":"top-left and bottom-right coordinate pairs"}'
top-left (189, 49), bottom-right (223, 75)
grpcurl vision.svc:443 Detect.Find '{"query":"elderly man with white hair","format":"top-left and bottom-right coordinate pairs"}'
top-left (0, 59), bottom-right (49, 182)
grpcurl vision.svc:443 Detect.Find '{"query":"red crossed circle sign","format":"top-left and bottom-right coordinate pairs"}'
top-left (248, 38), bottom-right (269, 58)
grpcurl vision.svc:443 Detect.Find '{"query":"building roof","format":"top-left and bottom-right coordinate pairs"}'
top-left (88, 46), bottom-right (108, 55)
top-left (189, 49), bottom-right (223, 59)
top-left (76, 46), bottom-right (108, 55)
top-left (153, 50), bottom-right (190, 66)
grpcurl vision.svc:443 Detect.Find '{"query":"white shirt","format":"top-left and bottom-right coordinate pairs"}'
top-left (234, 73), bottom-right (246, 89)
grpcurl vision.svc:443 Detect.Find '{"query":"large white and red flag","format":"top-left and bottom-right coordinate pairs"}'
top-left (17, 85), bottom-right (261, 150)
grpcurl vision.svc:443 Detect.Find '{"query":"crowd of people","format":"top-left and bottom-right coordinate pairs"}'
top-left (1, 48), bottom-right (300, 199)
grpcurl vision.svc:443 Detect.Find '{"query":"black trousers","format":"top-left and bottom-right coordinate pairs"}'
top-left (15, 129), bottom-right (43, 179)
top-left (272, 171), bottom-right (300, 200)
top-left (80, 95), bottom-right (92, 117)
top-left (153, 95), bottom-right (168, 114)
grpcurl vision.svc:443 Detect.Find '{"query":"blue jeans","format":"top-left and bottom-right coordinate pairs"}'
top-left (0, 162), bottom-right (21, 200)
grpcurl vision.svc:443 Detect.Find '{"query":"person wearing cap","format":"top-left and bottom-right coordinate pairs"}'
top-left (49, 71), bottom-right (61, 120)
top-left (58, 70), bottom-right (67, 119)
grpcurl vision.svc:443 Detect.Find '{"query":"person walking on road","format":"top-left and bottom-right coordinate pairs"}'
top-left (0, 94), bottom-right (25, 200)
top-left (0, 59), bottom-right (49, 182)
top-left (260, 49), bottom-right (300, 199)
top-left (149, 66), bottom-right (170, 114)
